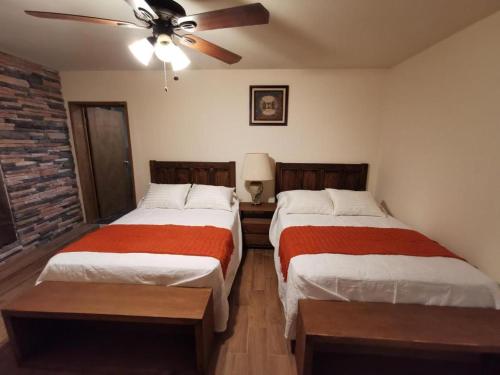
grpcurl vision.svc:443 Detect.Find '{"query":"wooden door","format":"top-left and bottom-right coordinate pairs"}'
top-left (85, 106), bottom-right (134, 222)
top-left (69, 103), bottom-right (135, 224)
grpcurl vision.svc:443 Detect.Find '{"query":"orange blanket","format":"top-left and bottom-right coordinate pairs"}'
top-left (279, 226), bottom-right (461, 280)
top-left (61, 224), bottom-right (234, 277)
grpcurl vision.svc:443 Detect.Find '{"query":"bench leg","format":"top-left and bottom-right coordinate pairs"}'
top-left (295, 313), bottom-right (313, 375)
top-left (290, 339), bottom-right (296, 354)
top-left (194, 296), bottom-right (214, 374)
top-left (2, 313), bottom-right (26, 363)
top-left (2, 313), bottom-right (53, 365)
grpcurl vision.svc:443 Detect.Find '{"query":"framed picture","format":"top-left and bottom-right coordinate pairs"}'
top-left (249, 85), bottom-right (289, 126)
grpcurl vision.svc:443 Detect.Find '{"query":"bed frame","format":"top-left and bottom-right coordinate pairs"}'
top-left (1, 161), bottom-right (237, 373)
top-left (275, 162), bottom-right (368, 194)
top-left (150, 160), bottom-right (236, 188)
top-left (274, 163), bottom-right (500, 374)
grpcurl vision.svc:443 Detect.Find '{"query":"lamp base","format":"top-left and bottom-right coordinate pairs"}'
top-left (248, 181), bottom-right (263, 205)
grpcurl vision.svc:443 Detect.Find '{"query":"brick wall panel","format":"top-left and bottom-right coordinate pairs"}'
top-left (0, 52), bottom-right (83, 258)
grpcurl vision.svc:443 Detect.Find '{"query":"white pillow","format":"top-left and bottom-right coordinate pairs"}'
top-left (185, 184), bottom-right (234, 211)
top-left (140, 183), bottom-right (191, 209)
top-left (277, 190), bottom-right (334, 215)
top-left (327, 189), bottom-right (385, 217)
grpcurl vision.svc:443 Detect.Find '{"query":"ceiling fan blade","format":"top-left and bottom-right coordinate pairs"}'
top-left (123, 0), bottom-right (159, 19)
top-left (179, 35), bottom-right (241, 64)
top-left (25, 11), bottom-right (147, 29)
top-left (176, 3), bottom-right (269, 32)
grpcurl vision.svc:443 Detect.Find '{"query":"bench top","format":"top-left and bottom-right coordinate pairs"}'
top-left (3, 281), bottom-right (212, 323)
top-left (298, 300), bottom-right (500, 353)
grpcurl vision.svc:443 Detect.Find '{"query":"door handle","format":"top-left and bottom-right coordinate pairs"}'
top-left (123, 160), bottom-right (130, 166)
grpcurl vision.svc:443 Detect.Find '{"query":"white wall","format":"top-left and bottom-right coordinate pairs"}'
top-left (376, 11), bottom-right (500, 281)
top-left (61, 69), bottom-right (386, 202)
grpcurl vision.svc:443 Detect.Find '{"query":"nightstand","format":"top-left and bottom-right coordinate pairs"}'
top-left (239, 202), bottom-right (276, 250)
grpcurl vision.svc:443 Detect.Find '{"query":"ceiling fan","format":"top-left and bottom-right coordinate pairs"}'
top-left (25, 0), bottom-right (270, 71)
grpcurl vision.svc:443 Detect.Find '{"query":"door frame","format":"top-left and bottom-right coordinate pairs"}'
top-left (68, 102), bottom-right (136, 224)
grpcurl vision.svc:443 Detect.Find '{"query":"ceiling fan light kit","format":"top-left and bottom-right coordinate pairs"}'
top-left (129, 34), bottom-right (190, 71)
top-left (154, 35), bottom-right (174, 62)
top-left (26, 0), bottom-right (269, 88)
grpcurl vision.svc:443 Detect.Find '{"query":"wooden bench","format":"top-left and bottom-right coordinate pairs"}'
top-left (296, 300), bottom-right (500, 375)
top-left (2, 281), bottom-right (214, 374)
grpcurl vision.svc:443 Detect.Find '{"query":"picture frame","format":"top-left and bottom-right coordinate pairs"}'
top-left (249, 85), bottom-right (289, 126)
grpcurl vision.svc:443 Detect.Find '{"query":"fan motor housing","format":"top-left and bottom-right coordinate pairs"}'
top-left (152, 22), bottom-right (175, 38)
top-left (146, 0), bottom-right (187, 18)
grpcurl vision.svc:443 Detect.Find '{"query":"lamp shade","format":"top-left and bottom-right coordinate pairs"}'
top-left (128, 38), bottom-right (154, 66)
top-left (171, 46), bottom-right (191, 71)
top-left (242, 153), bottom-right (273, 181)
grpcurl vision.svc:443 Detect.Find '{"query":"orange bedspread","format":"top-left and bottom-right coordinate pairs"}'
top-left (61, 224), bottom-right (234, 277)
top-left (279, 226), bottom-right (461, 280)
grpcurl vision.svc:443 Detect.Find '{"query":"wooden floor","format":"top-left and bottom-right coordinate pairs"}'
top-left (0, 249), bottom-right (297, 375)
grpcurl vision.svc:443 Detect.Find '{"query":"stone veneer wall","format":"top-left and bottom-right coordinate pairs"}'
top-left (0, 52), bottom-right (82, 260)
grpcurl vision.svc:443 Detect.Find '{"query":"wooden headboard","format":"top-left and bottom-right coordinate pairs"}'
top-left (275, 162), bottom-right (368, 194)
top-left (150, 161), bottom-right (236, 188)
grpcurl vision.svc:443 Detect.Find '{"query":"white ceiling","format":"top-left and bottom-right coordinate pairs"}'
top-left (1, 0), bottom-right (500, 71)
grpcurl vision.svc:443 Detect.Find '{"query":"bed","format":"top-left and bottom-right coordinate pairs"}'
top-left (37, 161), bottom-right (242, 332)
top-left (270, 162), bottom-right (500, 339)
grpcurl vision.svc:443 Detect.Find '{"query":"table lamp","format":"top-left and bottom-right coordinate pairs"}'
top-left (242, 153), bottom-right (273, 205)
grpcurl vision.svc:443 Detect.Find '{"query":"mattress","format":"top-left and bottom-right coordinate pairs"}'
top-left (269, 209), bottom-right (500, 339)
top-left (37, 202), bottom-right (242, 332)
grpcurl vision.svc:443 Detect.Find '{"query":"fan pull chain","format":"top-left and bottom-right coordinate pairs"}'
top-left (163, 61), bottom-right (169, 93)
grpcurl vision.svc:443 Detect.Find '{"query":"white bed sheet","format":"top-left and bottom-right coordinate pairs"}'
top-left (37, 202), bottom-right (242, 332)
top-left (270, 209), bottom-right (500, 339)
